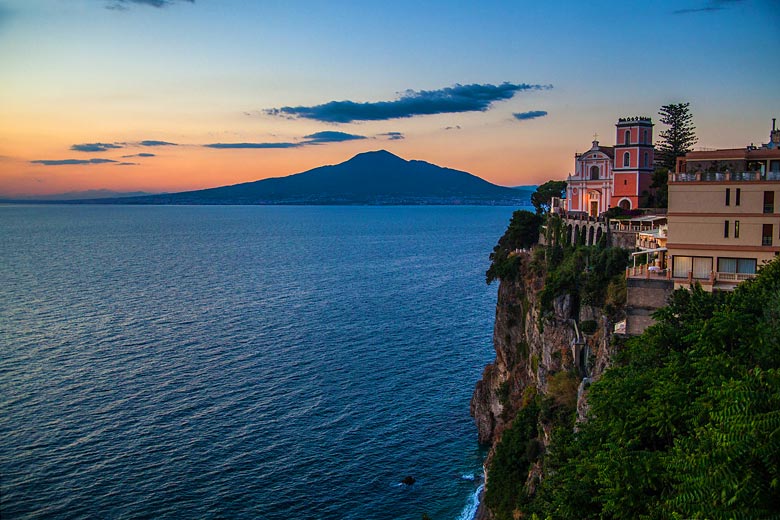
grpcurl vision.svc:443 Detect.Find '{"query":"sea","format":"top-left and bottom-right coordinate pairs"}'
top-left (0, 204), bottom-right (519, 520)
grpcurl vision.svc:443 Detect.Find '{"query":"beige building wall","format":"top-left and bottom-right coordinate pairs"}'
top-left (667, 180), bottom-right (779, 290)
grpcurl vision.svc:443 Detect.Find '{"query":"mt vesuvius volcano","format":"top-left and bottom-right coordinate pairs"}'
top-left (91, 150), bottom-right (530, 205)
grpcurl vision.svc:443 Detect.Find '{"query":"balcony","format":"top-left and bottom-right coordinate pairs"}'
top-left (762, 236), bottom-right (773, 246)
top-left (717, 272), bottom-right (757, 282)
top-left (669, 171), bottom-right (780, 182)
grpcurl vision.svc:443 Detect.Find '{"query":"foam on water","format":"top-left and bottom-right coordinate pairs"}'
top-left (457, 483), bottom-right (484, 520)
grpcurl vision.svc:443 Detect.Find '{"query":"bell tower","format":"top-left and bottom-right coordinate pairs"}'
top-left (611, 116), bottom-right (654, 210)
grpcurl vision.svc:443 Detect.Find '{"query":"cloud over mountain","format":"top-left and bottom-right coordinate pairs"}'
top-left (265, 82), bottom-right (552, 123)
top-left (139, 140), bottom-right (177, 146)
top-left (31, 158), bottom-right (118, 166)
top-left (378, 132), bottom-right (405, 140)
top-left (513, 110), bottom-right (548, 121)
top-left (71, 142), bottom-right (123, 152)
top-left (205, 131), bottom-right (366, 149)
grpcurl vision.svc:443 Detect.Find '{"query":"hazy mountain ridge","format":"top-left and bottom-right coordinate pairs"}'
top-left (16, 150), bottom-right (530, 205)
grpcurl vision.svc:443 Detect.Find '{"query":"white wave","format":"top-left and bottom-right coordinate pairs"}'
top-left (460, 473), bottom-right (475, 481)
top-left (455, 483), bottom-right (483, 520)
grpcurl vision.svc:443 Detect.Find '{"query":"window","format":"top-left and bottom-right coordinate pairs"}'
top-left (673, 256), bottom-right (713, 279)
top-left (643, 129), bottom-right (648, 143)
top-left (718, 257), bottom-right (757, 274)
top-left (643, 152), bottom-right (649, 168)
top-left (725, 188), bottom-right (731, 206)
top-left (724, 220), bottom-right (729, 238)
top-left (736, 188), bottom-right (741, 206)
top-left (625, 130), bottom-right (631, 145)
top-left (764, 191), bottom-right (774, 213)
top-left (623, 152), bottom-right (630, 167)
top-left (763, 224), bottom-right (773, 246)
top-left (735, 220), bottom-right (740, 238)
top-left (590, 165), bottom-right (599, 180)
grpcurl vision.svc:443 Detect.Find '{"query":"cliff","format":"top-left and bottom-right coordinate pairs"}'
top-left (471, 214), bottom-right (628, 519)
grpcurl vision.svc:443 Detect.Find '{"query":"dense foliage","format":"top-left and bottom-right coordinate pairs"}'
top-left (486, 210), bottom-right (542, 284)
top-left (531, 180), bottom-right (567, 215)
top-left (536, 243), bottom-right (629, 317)
top-left (494, 257), bottom-right (780, 519)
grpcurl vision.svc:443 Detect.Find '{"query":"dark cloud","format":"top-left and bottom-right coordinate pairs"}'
top-left (444, 125), bottom-right (462, 131)
top-left (265, 82), bottom-right (553, 123)
top-left (105, 0), bottom-right (194, 10)
top-left (377, 132), bottom-right (405, 141)
top-left (71, 142), bottom-right (123, 152)
top-left (139, 140), bottom-right (177, 146)
top-left (205, 131), bottom-right (367, 149)
top-left (513, 110), bottom-right (548, 121)
top-left (673, 0), bottom-right (744, 14)
top-left (31, 158), bottom-right (118, 166)
top-left (122, 153), bottom-right (156, 158)
top-left (303, 131), bottom-right (367, 144)
top-left (115, 162), bottom-right (139, 166)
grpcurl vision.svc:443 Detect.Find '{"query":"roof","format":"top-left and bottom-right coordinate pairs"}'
top-left (579, 145), bottom-right (614, 159)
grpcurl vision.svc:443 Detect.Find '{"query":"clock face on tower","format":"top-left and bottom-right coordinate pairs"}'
top-left (573, 188), bottom-right (578, 195)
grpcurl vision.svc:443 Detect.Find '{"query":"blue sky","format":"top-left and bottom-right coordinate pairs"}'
top-left (0, 0), bottom-right (778, 195)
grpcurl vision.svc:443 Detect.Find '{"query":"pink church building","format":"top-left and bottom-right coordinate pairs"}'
top-left (566, 117), bottom-right (655, 216)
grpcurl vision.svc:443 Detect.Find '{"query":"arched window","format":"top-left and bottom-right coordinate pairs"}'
top-left (642, 129), bottom-right (648, 143)
top-left (623, 152), bottom-right (630, 167)
top-left (590, 165), bottom-right (599, 179)
top-left (624, 130), bottom-right (631, 145)
top-left (644, 152), bottom-right (649, 168)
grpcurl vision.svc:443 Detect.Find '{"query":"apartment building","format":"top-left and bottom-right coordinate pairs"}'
top-left (666, 120), bottom-right (780, 290)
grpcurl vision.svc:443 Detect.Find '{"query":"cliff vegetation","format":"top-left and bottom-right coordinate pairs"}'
top-left (473, 210), bottom-right (780, 519)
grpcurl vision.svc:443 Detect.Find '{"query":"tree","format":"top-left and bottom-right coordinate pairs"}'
top-left (655, 102), bottom-right (698, 171)
top-left (486, 210), bottom-right (542, 284)
top-left (531, 180), bottom-right (567, 215)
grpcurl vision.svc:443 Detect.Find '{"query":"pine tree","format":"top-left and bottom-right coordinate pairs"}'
top-left (655, 102), bottom-right (698, 171)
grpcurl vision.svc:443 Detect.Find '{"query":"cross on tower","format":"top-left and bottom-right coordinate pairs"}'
top-left (593, 132), bottom-right (599, 142)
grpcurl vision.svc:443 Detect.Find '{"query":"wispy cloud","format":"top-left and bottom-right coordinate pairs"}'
top-left (31, 158), bottom-right (118, 166)
top-left (205, 131), bottom-right (366, 149)
top-left (115, 162), bottom-right (139, 166)
top-left (513, 110), bottom-right (548, 121)
top-left (303, 131), bottom-right (366, 144)
top-left (377, 132), bottom-right (405, 141)
top-left (444, 125), bottom-right (462, 131)
top-left (139, 140), bottom-right (177, 146)
top-left (204, 142), bottom-right (300, 149)
top-left (265, 82), bottom-right (552, 123)
top-left (71, 142), bottom-right (123, 152)
top-left (122, 152), bottom-right (156, 158)
top-left (105, 0), bottom-right (194, 10)
top-left (673, 0), bottom-right (744, 14)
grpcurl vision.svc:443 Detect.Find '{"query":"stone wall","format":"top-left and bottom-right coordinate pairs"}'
top-left (625, 277), bottom-right (673, 335)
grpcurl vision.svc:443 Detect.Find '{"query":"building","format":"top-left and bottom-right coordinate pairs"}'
top-left (666, 120), bottom-right (780, 290)
top-left (566, 117), bottom-right (655, 216)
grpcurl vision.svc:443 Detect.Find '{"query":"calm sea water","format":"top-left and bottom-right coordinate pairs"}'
top-left (0, 205), bottom-right (517, 520)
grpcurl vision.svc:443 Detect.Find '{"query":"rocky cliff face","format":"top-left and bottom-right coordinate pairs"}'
top-left (471, 251), bottom-right (620, 516)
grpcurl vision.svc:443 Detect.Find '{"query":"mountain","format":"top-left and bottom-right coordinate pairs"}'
top-left (1, 189), bottom-right (160, 201)
top-left (91, 150), bottom-right (529, 205)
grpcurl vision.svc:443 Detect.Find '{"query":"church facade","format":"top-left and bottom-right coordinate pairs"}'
top-left (565, 117), bottom-right (655, 216)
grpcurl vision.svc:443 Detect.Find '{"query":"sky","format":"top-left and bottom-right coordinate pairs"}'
top-left (0, 0), bottom-right (778, 197)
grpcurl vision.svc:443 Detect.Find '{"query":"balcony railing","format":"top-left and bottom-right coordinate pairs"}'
top-left (670, 171), bottom-right (780, 182)
top-left (763, 236), bottom-right (774, 246)
top-left (717, 272), bottom-right (757, 282)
